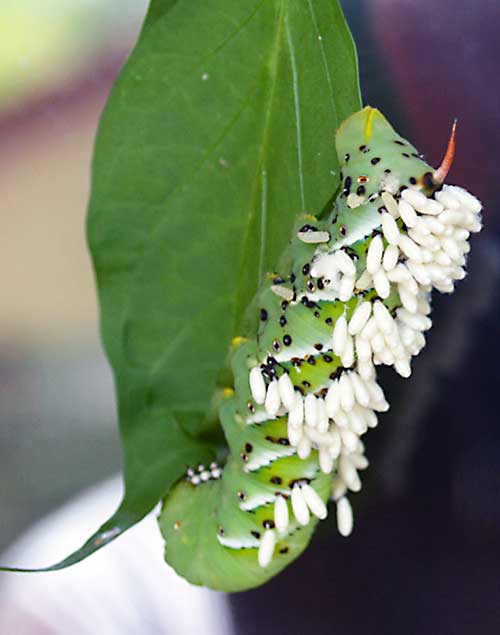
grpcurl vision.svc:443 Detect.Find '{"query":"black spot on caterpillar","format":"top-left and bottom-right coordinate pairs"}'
top-left (159, 107), bottom-right (482, 592)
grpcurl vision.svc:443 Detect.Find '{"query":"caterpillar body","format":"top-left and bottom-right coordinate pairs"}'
top-left (159, 107), bottom-right (482, 592)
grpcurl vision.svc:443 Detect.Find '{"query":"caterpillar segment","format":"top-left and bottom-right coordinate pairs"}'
top-left (159, 107), bottom-right (482, 591)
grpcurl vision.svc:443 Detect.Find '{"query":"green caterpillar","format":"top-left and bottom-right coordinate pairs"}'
top-left (158, 107), bottom-right (482, 592)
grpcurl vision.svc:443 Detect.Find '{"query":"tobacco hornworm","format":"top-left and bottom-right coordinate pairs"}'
top-left (158, 107), bottom-right (482, 592)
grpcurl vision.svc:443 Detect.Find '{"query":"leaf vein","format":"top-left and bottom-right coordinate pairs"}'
top-left (258, 167), bottom-right (268, 285)
top-left (285, 13), bottom-right (305, 212)
top-left (306, 0), bottom-right (337, 119)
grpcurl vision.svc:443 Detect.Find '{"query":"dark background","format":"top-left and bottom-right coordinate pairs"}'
top-left (231, 1), bottom-right (500, 633)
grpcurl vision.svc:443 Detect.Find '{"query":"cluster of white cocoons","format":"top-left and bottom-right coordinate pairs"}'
top-left (309, 248), bottom-right (357, 302)
top-left (249, 184), bottom-right (482, 568)
top-left (258, 482), bottom-right (327, 568)
top-left (185, 462), bottom-right (222, 485)
top-left (367, 185), bottom-right (482, 298)
top-left (285, 370), bottom-right (378, 538)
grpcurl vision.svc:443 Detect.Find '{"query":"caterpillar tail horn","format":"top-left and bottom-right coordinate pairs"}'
top-left (433, 118), bottom-right (458, 185)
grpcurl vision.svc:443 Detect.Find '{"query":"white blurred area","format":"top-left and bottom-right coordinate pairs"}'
top-left (0, 2), bottom-right (232, 632)
top-left (0, 478), bottom-right (232, 635)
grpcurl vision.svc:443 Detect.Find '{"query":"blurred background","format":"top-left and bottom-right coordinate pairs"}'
top-left (0, 0), bottom-right (149, 553)
top-left (0, 0), bottom-right (499, 633)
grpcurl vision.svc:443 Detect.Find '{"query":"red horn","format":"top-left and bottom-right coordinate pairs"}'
top-left (433, 119), bottom-right (458, 185)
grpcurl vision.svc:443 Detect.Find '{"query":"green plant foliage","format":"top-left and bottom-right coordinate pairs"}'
top-left (1, 0), bottom-right (360, 571)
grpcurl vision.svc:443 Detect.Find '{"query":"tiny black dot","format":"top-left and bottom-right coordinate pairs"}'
top-left (359, 144), bottom-right (367, 152)
top-left (267, 356), bottom-right (277, 366)
top-left (378, 205), bottom-right (388, 214)
top-left (237, 491), bottom-right (247, 501)
top-left (279, 315), bottom-right (287, 327)
top-left (281, 300), bottom-right (288, 311)
top-left (278, 437), bottom-right (290, 446)
top-left (317, 278), bottom-right (325, 290)
top-left (302, 263), bottom-right (310, 275)
top-left (402, 152), bottom-right (410, 158)
top-left (247, 401), bottom-right (255, 413)
top-left (344, 153), bottom-right (350, 162)
top-left (299, 224), bottom-right (316, 233)
top-left (251, 530), bottom-right (261, 539)
top-left (307, 357), bottom-right (316, 366)
top-left (409, 177), bottom-right (417, 185)
top-left (270, 476), bottom-right (283, 485)
top-left (306, 280), bottom-right (315, 292)
top-left (314, 343), bottom-right (323, 351)
top-left (272, 340), bottom-right (281, 352)
top-left (291, 357), bottom-right (301, 367)
top-left (240, 452), bottom-right (249, 462)
top-left (356, 185), bottom-right (366, 196)
top-left (323, 354), bottom-right (333, 363)
top-left (339, 225), bottom-right (347, 236)
top-left (245, 443), bottom-right (253, 453)
top-left (263, 519), bottom-right (275, 529)
top-left (314, 311), bottom-right (320, 318)
top-left (280, 547), bottom-right (289, 554)
top-left (283, 334), bottom-right (292, 346)
top-left (260, 308), bottom-right (268, 321)
top-left (384, 168), bottom-right (392, 174)
top-left (302, 380), bottom-right (311, 388)
top-left (218, 526), bottom-right (225, 536)
top-left (371, 157), bottom-right (381, 165)
top-left (394, 140), bottom-right (405, 146)
top-left (325, 317), bottom-right (333, 325)
top-left (290, 273), bottom-right (296, 283)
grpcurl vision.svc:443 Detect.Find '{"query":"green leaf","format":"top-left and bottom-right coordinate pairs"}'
top-left (1, 0), bottom-right (360, 571)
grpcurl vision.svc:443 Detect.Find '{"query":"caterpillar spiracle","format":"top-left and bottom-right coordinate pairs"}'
top-left (159, 107), bottom-right (483, 592)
